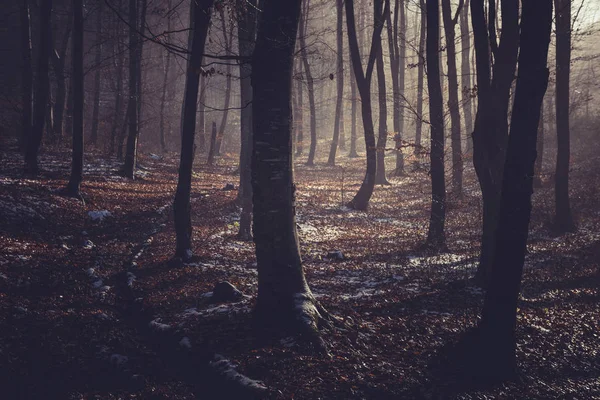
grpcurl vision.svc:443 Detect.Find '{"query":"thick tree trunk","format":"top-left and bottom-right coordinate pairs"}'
top-left (65, 0), bottom-right (84, 197)
top-left (442, 0), bottom-right (464, 196)
top-left (237, 0), bottom-right (258, 241)
top-left (24, 0), bottom-right (53, 175)
top-left (459, 0), bottom-right (473, 154)
top-left (553, 0), bottom-right (575, 233)
top-left (374, 50), bottom-right (390, 185)
top-left (252, 0), bottom-right (329, 346)
top-left (345, 0), bottom-right (389, 211)
top-left (424, 0), bottom-right (446, 251)
top-left (123, 0), bottom-right (139, 178)
top-left (20, 0), bottom-right (33, 152)
top-left (473, 0), bottom-right (552, 379)
top-left (327, 0), bottom-right (345, 166)
top-left (159, 0), bottom-right (172, 153)
top-left (173, 0), bottom-right (214, 260)
top-left (299, 0), bottom-right (317, 166)
top-left (90, 2), bottom-right (103, 146)
top-left (471, 0), bottom-right (519, 285)
top-left (414, 0), bottom-right (426, 168)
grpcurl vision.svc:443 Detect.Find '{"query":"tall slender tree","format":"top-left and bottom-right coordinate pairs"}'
top-left (414, 0), bottom-right (426, 168)
top-left (459, 0), bottom-right (473, 153)
top-left (173, 0), bottom-right (215, 260)
top-left (159, 0), bottom-right (173, 153)
top-left (19, 0), bottom-right (33, 152)
top-left (123, 0), bottom-right (139, 178)
top-left (90, 1), bottom-right (103, 146)
top-left (374, 44), bottom-right (390, 185)
top-left (327, 0), bottom-right (345, 166)
top-left (299, 0), bottom-right (318, 166)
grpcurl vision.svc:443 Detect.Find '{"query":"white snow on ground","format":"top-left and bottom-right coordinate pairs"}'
top-left (149, 319), bottom-right (171, 331)
top-left (126, 272), bottom-right (136, 287)
top-left (210, 355), bottom-right (267, 391)
top-left (88, 210), bottom-right (112, 222)
top-left (179, 337), bottom-right (192, 348)
top-left (182, 301), bottom-right (252, 318)
top-left (93, 279), bottom-right (104, 288)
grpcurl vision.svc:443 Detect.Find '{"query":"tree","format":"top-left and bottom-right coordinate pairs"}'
top-left (252, 0), bottom-right (330, 346)
top-left (50, 12), bottom-right (71, 145)
top-left (24, 0), bottom-right (53, 175)
top-left (345, 0), bottom-right (389, 210)
top-left (123, 0), bottom-right (139, 179)
top-left (554, 0), bottom-right (576, 233)
top-left (294, 62), bottom-right (305, 156)
top-left (414, 0), bottom-right (426, 169)
top-left (90, 1), bottom-right (103, 146)
top-left (459, 0), bottom-right (473, 154)
top-left (327, 0), bottom-right (345, 166)
top-left (299, 0), bottom-right (318, 166)
top-left (214, 7), bottom-right (234, 156)
top-left (374, 39), bottom-right (390, 185)
top-left (237, 0), bottom-right (259, 241)
top-left (159, 0), bottom-right (173, 153)
top-left (173, 0), bottom-right (215, 260)
top-left (19, 0), bottom-right (32, 153)
top-left (424, 0), bottom-right (446, 250)
top-left (462, 0), bottom-right (552, 379)
top-left (64, 0), bottom-right (84, 198)
top-left (471, 0), bottom-right (519, 285)
top-left (441, 0), bottom-right (464, 196)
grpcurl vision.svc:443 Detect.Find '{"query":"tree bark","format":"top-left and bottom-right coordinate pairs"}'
top-left (348, 61), bottom-right (359, 158)
top-left (414, 0), bottom-right (426, 168)
top-left (553, 0), bottom-right (575, 233)
top-left (123, 0), bottom-right (139, 178)
top-left (207, 121), bottom-right (217, 166)
top-left (215, 8), bottom-right (233, 156)
top-left (374, 48), bottom-right (389, 185)
top-left (159, 0), bottom-right (172, 153)
top-left (345, 0), bottom-right (389, 211)
top-left (20, 0), bottom-right (32, 152)
top-left (459, 0), bottom-right (473, 154)
top-left (327, 0), bottom-right (345, 166)
top-left (109, 33), bottom-right (125, 156)
top-left (299, 0), bottom-right (317, 166)
top-left (65, 0), bottom-right (84, 197)
top-left (294, 63), bottom-right (304, 156)
top-left (252, 0), bottom-right (329, 346)
top-left (442, 0), bottom-right (464, 196)
top-left (173, 0), bottom-right (214, 260)
top-left (90, 1), bottom-right (103, 146)
top-left (237, 0), bottom-right (258, 241)
top-left (424, 0), bottom-right (446, 251)
top-left (474, 0), bottom-right (552, 379)
top-left (534, 105), bottom-right (544, 187)
top-left (24, 0), bottom-right (53, 175)
top-left (50, 19), bottom-right (71, 146)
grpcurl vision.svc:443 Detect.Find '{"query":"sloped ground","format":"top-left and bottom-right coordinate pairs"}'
top-left (0, 145), bottom-right (598, 399)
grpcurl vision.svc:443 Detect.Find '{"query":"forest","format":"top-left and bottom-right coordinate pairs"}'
top-left (0, 0), bottom-right (599, 398)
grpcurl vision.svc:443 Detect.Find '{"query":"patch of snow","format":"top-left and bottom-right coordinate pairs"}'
top-left (210, 355), bottom-right (267, 392)
top-left (126, 272), bottom-right (136, 287)
top-left (82, 240), bottom-right (94, 249)
top-left (149, 319), bottom-right (171, 331)
top-left (149, 153), bottom-right (162, 160)
top-left (280, 337), bottom-right (296, 348)
top-left (179, 337), bottom-right (192, 349)
top-left (93, 279), bottom-right (104, 288)
top-left (88, 210), bottom-right (112, 222)
top-left (86, 268), bottom-right (96, 277)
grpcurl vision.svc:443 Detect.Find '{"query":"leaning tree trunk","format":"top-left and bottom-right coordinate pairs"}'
top-left (123, 0), bottom-right (139, 179)
top-left (459, 0), bottom-right (473, 154)
top-left (414, 0), bottom-right (426, 168)
top-left (424, 0), bottom-right (446, 251)
top-left (374, 49), bottom-right (390, 185)
top-left (90, 1), bottom-right (103, 146)
top-left (20, 0), bottom-right (32, 152)
top-left (173, 0), bottom-right (214, 260)
top-left (252, 0), bottom-right (330, 347)
top-left (24, 0), bottom-right (53, 175)
top-left (159, 0), bottom-right (172, 153)
top-left (442, 0), bottom-right (464, 196)
top-left (65, 0), bottom-right (84, 197)
top-left (327, 0), bottom-right (345, 166)
top-left (473, 0), bottom-right (552, 379)
top-left (299, 0), bottom-right (317, 166)
top-left (237, 0), bottom-right (258, 241)
top-left (553, 0), bottom-right (575, 233)
top-left (345, 0), bottom-right (389, 211)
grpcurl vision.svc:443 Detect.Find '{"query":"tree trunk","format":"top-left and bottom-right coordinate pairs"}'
top-left (553, 0), bottom-right (575, 233)
top-left (50, 20), bottom-right (71, 146)
top-left (90, 1), bottom-right (103, 146)
top-left (24, 0), bottom-right (53, 175)
top-left (348, 62), bottom-right (359, 158)
top-left (158, 1), bottom-right (172, 153)
top-left (207, 121), bottom-right (218, 166)
top-left (424, 0), bottom-right (446, 251)
top-left (198, 70), bottom-right (207, 152)
top-left (215, 9), bottom-right (233, 156)
top-left (414, 0), bottom-right (426, 168)
top-left (374, 49), bottom-right (389, 185)
top-left (136, 0), bottom-right (147, 136)
top-left (20, 0), bottom-right (32, 152)
top-left (459, 0), bottom-right (473, 154)
top-left (65, 0), bottom-right (84, 197)
top-left (471, 0), bottom-right (519, 286)
top-left (123, 0), bottom-right (139, 178)
top-left (252, 0), bottom-right (329, 346)
top-left (294, 63), bottom-right (304, 156)
top-left (534, 105), bottom-right (544, 187)
top-left (474, 0), bottom-right (552, 379)
top-left (345, 0), bottom-right (389, 211)
top-left (327, 0), bottom-right (345, 166)
top-left (299, 0), bottom-right (317, 166)
top-left (442, 0), bottom-right (464, 196)
top-left (173, 0), bottom-right (214, 260)
top-left (110, 36), bottom-right (125, 156)
top-left (237, 0), bottom-right (258, 241)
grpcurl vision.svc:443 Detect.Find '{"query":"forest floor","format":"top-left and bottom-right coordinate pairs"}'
top-left (1, 144), bottom-right (599, 399)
